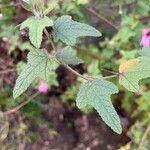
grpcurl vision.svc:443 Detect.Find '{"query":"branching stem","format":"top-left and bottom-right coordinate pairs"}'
top-left (44, 29), bottom-right (56, 51)
top-left (3, 3), bottom-right (119, 116)
top-left (4, 92), bottom-right (40, 115)
top-left (44, 28), bottom-right (118, 81)
top-left (56, 59), bottom-right (92, 81)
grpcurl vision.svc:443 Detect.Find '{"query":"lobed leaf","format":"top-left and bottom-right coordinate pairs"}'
top-left (57, 46), bottom-right (83, 65)
top-left (119, 57), bottom-right (150, 92)
top-left (20, 16), bottom-right (53, 48)
top-left (76, 79), bottom-right (122, 134)
top-left (21, 0), bottom-right (32, 11)
top-left (52, 15), bottom-right (102, 45)
top-left (13, 48), bottom-right (57, 99)
top-left (138, 47), bottom-right (150, 57)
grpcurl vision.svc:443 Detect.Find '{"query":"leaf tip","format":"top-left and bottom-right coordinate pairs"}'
top-left (13, 87), bottom-right (19, 99)
top-left (96, 30), bottom-right (102, 37)
top-left (115, 125), bottom-right (122, 135)
top-left (13, 92), bottom-right (17, 100)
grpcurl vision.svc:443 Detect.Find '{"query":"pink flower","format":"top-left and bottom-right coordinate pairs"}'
top-left (38, 82), bottom-right (49, 94)
top-left (140, 28), bottom-right (150, 47)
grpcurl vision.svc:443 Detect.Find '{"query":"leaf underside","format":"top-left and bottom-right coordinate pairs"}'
top-left (13, 48), bottom-right (57, 99)
top-left (76, 79), bottom-right (122, 134)
top-left (57, 46), bottom-right (83, 65)
top-left (52, 15), bottom-right (102, 46)
top-left (119, 57), bottom-right (150, 92)
top-left (138, 47), bottom-right (150, 57)
top-left (20, 16), bottom-right (53, 48)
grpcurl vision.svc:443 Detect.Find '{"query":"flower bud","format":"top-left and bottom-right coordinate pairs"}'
top-left (38, 82), bottom-right (49, 94)
top-left (140, 28), bottom-right (150, 47)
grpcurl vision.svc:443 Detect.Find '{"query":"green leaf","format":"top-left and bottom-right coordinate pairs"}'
top-left (13, 48), bottom-right (57, 99)
top-left (77, 0), bottom-right (88, 5)
top-left (57, 46), bottom-right (83, 65)
top-left (52, 15), bottom-right (101, 45)
top-left (139, 47), bottom-right (150, 57)
top-left (76, 79), bottom-right (122, 134)
top-left (20, 16), bottom-right (53, 48)
top-left (119, 57), bottom-right (150, 92)
top-left (21, 0), bottom-right (32, 11)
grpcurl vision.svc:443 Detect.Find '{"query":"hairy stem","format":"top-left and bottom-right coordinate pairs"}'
top-left (44, 29), bottom-right (56, 51)
top-left (4, 92), bottom-right (40, 115)
top-left (44, 28), bottom-right (118, 81)
top-left (56, 59), bottom-right (92, 81)
top-left (56, 59), bottom-right (118, 81)
top-left (87, 8), bottom-right (119, 31)
top-left (101, 69), bottom-right (119, 75)
top-left (138, 124), bottom-right (150, 150)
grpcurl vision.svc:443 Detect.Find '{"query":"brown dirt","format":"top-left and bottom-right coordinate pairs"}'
top-left (24, 95), bottom-right (131, 150)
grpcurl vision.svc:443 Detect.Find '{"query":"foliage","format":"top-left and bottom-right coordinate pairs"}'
top-left (12, 0), bottom-right (126, 134)
top-left (13, 48), bottom-right (57, 98)
top-left (20, 16), bottom-right (53, 48)
top-left (76, 79), bottom-right (121, 134)
top-left (119, 57), bottom-right (150, 93)
top-left (57, 46), bottom-right (83, 65)
top-left (2, 0), bottom-right (148, 135)
top-left (52, 15), bottom-right (101, 45)
top-left (0, 0), bottom-right (150, 148)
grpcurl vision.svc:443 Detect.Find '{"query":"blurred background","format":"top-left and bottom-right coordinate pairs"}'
top-left (0, 0), bottom-right (150, 149)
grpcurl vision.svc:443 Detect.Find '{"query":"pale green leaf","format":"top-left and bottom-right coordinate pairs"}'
top-left (119, 57), bottom-right (150, 92)
top-left (13, 48), bottom-right (57, 99)
top-left (77, 0), bottom-right (88, 5)
top-left (139, 47), bottom-right (150, 57)
top-left (52, 15), bottom-right (102, 45)
top-left (21, 0), bottom-right (32, 11)
top-left (20, 16), bottom-right (53, 48)
top-left (76, 79), bottom-right (122, 134)
top-left (57, 46), bottom-right (83, 65)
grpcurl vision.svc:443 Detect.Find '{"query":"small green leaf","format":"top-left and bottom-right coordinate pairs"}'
top-left (20, 16), bottom-right (53, 48)
top-left (76, 79), bottom-right (122, 134)
top-left (119, 57), bottom-right (150, 92)
top-left (52, 15), bottom-right (102, 45)
top-left (57, 46), bottom-right (83, 65)
top-left (21, 0), bottom-right (32, 11)
top-left (139, 47), bottom-right (150, 57)
top-left (13, 48), bottom-right (57, 99)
